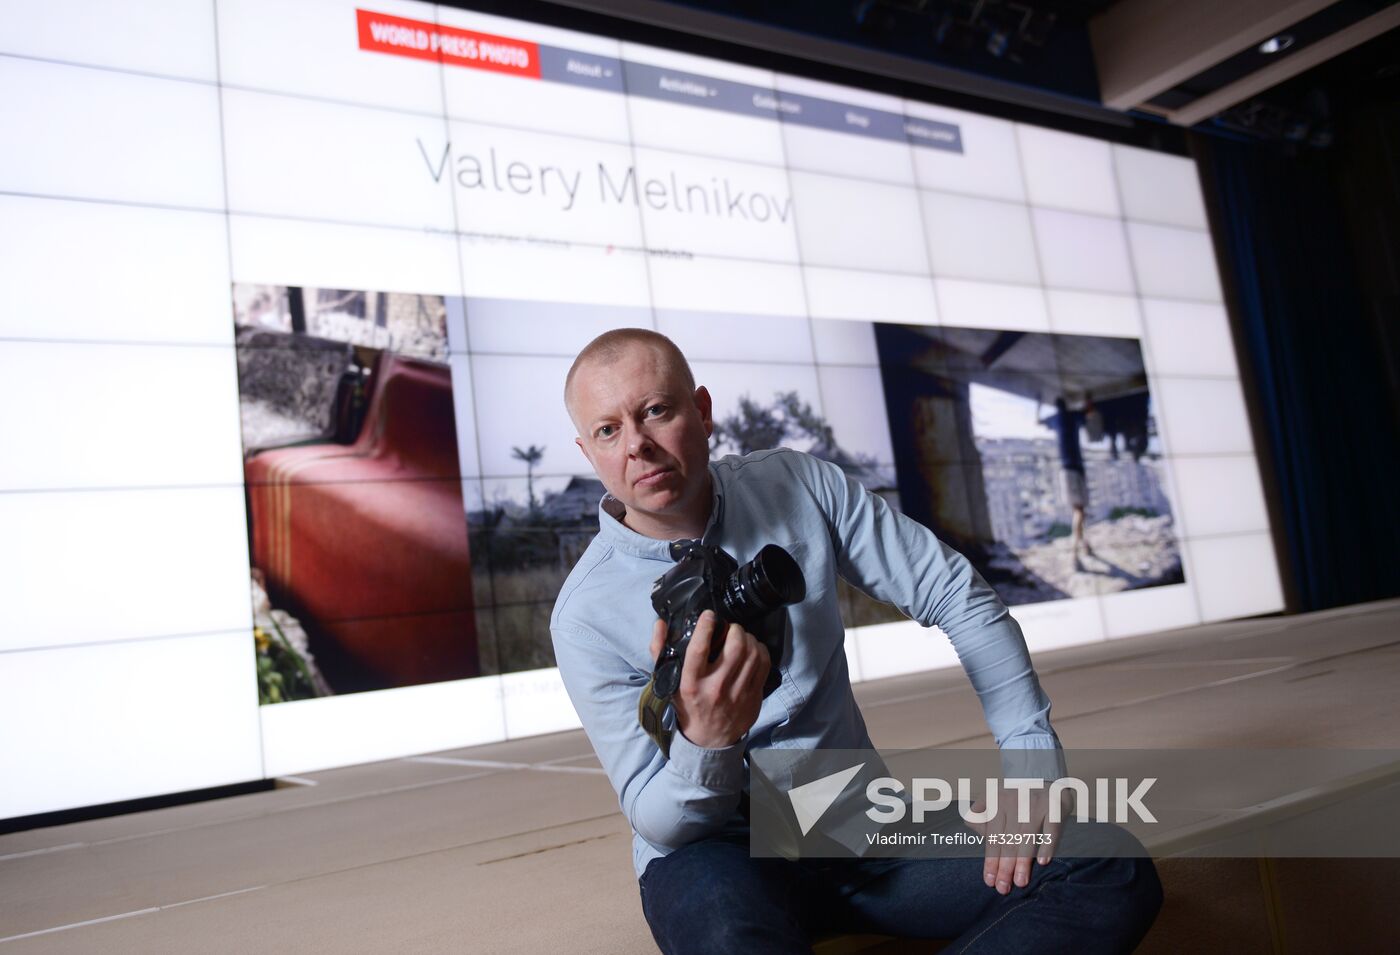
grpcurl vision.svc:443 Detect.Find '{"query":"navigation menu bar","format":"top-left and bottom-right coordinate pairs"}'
top-left (356, 8), bottom-right (962, 154)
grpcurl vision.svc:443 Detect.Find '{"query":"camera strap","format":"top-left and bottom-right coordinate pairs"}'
top-left (637, 676), bottom-right (674, 757)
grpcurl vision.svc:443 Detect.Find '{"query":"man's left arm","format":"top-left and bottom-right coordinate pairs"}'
top-left (797, 454), bottom-right (1067, 888)
top-left (798, 453), bottom-right (1063, 760)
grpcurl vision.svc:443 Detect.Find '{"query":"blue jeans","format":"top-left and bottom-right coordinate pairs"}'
top-left (638, 826), bottom-right (1162, 954)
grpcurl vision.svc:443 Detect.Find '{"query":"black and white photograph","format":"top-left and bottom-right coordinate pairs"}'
top-left (875, 323), bottom-right (1183, 605)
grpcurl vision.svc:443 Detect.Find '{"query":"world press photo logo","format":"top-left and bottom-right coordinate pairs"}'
top-left (750, 748), bottom-right (1400, 860)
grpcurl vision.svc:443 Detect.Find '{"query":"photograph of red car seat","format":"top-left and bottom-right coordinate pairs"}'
top-left (239, 288), bottom-right (478, 697)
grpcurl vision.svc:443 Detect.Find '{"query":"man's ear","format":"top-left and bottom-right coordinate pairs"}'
top-left (694, 385), bottom-right (714, 438)
top-left (575, 435), bottom-right (592, 466)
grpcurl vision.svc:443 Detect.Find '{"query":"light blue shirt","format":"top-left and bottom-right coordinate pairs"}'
top-left (550, 448), bottom-right (1063, 878)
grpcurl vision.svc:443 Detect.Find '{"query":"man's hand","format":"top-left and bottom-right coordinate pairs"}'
top-left (965, 784), bottom-right (1063, 895)
top-left (649, 611), bottom-right (769, 750)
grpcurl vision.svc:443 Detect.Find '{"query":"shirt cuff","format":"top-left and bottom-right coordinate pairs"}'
top-left (999, 737), bottom-right (1068, 781)
top-left (667, 728), bottom-right (748, 791)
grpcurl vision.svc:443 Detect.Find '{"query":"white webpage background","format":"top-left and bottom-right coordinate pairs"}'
top-left (0, 0), bottom-right (1280, 803)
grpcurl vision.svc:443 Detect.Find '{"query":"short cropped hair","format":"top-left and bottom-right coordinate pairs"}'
top-left (564, 328), bottom-right (696, 423)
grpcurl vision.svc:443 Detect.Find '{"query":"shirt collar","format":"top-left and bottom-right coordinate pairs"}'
top-left (596, 463), bottom-right (726, 560)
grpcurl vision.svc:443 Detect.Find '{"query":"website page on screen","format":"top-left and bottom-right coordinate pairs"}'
top-left (0, 0), bottom-right (1282, 793)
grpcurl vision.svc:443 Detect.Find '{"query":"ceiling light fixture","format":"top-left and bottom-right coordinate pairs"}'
top-left (1259, 34), bottom-right (1295, 55)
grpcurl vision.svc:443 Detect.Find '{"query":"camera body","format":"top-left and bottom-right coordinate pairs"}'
top-left (649, 540), bottom-right (807, 702)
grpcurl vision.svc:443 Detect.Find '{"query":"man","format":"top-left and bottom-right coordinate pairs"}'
top-left (551, 329), bottom-right (1161, 953)
top-left (1053, 396), bottom-right (1095, 571)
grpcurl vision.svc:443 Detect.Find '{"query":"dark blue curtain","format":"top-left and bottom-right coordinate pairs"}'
top-left (1191, 133), bottom-right (1400, 612)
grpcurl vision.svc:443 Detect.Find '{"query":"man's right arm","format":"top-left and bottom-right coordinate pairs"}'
top-left (550, 618), bottom-right (751, 851)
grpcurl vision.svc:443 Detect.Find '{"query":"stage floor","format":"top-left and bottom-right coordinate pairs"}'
top-left (3, 598), bottom-right (1397, 953)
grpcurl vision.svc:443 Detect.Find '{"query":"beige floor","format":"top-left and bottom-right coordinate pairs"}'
top-left (2, 598), bottom-right (1397, 953)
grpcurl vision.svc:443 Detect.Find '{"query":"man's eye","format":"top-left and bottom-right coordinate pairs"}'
top-left (596, 425), bottom-right (615, 438)
top-left (646, 404), bottom-right (666, 416)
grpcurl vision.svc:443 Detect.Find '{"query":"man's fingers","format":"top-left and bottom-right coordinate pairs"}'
top-left (983, 843), bottom-right (1008, 893)
top-left (750, 637), bottom-right (772, 691)
top-left (976, 791), bottom-right (1035, 895)
top-left (649, 619), bottom-right (666, 664)
top-left (730, 647), bottom-right (758, 704)
top-left (1012, 800), bottom-right (1043, 887)
top-left (980, 800), bottom-right (1000, 889)
top-left (720, 621), bottom-right (747, 668)
top-left (718, 623), bottom-right (764, 692)
top-left (1013, 852), bottom-right (1033, 889)
top-left (996, 848), bottom-right (1018, 895)
top-left (680, 611), bottom-right (717, 693)
top-left (730, 630), bottom-right (768, 700)
top-left (967, 799), bottom-right (985, 835)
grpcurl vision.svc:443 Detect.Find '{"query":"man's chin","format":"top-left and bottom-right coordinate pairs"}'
top-left (630, 488), bottom-right (680, 512)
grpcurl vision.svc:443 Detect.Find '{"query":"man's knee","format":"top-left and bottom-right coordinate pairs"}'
top-left (1030, 821), bottom-right (1158, 945)
top-left (1054, 849), bottom-right (1163, 949)
top-left (1073, 853), bottom-right (1163, 911)
top-left (643, 836), bottom-right (774, 899)
top-left (640, 838), bottom-right (809, 955)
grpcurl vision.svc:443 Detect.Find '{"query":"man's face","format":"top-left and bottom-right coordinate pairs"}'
top-left (570, 343), bottom-right (714, 539)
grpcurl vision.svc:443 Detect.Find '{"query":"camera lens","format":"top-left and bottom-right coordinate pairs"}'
top-left (720, 544), bottom-right (806, 622)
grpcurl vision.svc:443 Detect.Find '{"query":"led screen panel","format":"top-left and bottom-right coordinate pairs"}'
top-left (0, 0), bottom-right (1283, 802)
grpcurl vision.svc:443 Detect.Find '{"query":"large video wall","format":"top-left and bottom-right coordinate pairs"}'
top-left (1, 0), bottom-right (1282, 818)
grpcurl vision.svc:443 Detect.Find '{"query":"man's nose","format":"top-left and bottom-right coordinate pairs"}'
top-left (626, 425), bottom-right (654, 456)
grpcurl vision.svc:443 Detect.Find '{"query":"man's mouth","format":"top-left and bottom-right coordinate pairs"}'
top-left (635, 467), bottom-right (673, 487)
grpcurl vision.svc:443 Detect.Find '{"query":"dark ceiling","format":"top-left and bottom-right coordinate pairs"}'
top-left (666, 1), bottom-right (1119, 103)
top-left (456, 0), bottom-right (1399, 148)
top-left (658, 0), bottom-right (1400, 145)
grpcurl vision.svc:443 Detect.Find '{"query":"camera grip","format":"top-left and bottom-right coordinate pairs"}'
top-left (652, 610), bottom-right (725, 698)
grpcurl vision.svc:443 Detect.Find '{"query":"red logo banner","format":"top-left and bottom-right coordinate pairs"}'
top-left (356, 9), bottom-right (541, 78)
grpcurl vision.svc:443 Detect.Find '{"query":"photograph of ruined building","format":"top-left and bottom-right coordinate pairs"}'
top-left (874, 323), bottom-right (1183, 605)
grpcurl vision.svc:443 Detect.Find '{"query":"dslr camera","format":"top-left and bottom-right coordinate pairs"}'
top-left (639, 540), bottom-right (806, 751)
